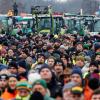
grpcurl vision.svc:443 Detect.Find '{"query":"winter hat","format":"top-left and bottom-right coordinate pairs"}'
top-left (71, 86), bottom-right (83, 95)
top-left (0, 74), bottom-right (9, 80)
top-left (63, 81), bottom-right (78, 92)
top-left (71, 68), bottom-right (83, 79)
top-left (83, 44), bottom-right (90, 50)
top-left (17, 80), bottom-right (32, 92)
top-left (39, 64), bottom-right (51, 73)
top-left (95, 43), bottom-right (100, 52)
top-left (32, 79), bottom-right (47, 89)
top-left (96, 52), bottom-right (100, 55)
top-left (37, 53), bottom-right (45, 59)
top-left (76, 42), bottom-right (83, 46)
top-left (8, 74), bottom-right (18, 79)
top-left (59, 45), bottom-right (66, 49)
top-left (89, 61), bottom-right (98, 68)
top-left (18, 60), bottom-right (27, 69)
top-left (85, 56), bottom-right (91, 62)
top-left (55, 60), bottom-right (65, 69)
top-left (28, 73), bottom-right (41, 84)
top-left (8, 61), bottom-right (18, 69)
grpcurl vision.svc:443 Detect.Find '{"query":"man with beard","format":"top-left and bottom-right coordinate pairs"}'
top-left (1, 75), bottom-right (18, 100)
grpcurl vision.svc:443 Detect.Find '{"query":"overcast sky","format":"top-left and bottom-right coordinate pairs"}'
top-left (0, 0), bottom-right (99, 14)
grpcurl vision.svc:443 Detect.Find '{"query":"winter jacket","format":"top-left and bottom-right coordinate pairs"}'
top-left (84, 79), bottom-right (93, 100)
top-left (1, 88), bottom-right (17, 100)
top-left (44, 94), bottom-right (55, 100)
top-left (47, 72), bottom-right (62, 98)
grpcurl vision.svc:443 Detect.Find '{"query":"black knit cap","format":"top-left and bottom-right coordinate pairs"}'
top-left (8, 61), bottom-right (18, 69)
top-left (18, 60), bottom-right (27, 69)
top-left (37, 53), bottom-right (45, 59)
top-left (55, 59), bottom-right (65, 70)
top-left (89, 61), bottom-right (98, 68)
top-left (39, 64), bottom-right (51, 73)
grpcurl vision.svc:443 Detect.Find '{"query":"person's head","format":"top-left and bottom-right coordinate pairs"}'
top-left (95, 44), bottom-right (100, 53)
top-left (71, 68), bottom-right (83, 86)
top-left (54, 60), bottom-right (64, 75)
top-left (63, 68), bottom-right (72, 84)
top-left (61, 54), bottom-right (69, 66)
top-left (91, 89), bottom-right (100, 100)
top-left (47, 45), bottom-right (54, 53)
top-left (89, 61), bottom-right (98, 73)
top-left (95, 53), bottom-right (100, 61)
top-left (18, 60), bottom-right (27, 74)
top-left (0, 74), bottom-right (9, 88)
top-left (55, 91), bottom-right (62, 100)
top-left (71, 86), bottom-right (84, 100)
top-left (37, 53), bottom-right (45, 64)
top-left (19, 50), bottom-right (28, 59)
top-left (32, 79), bottom-right (47, 96)
top-left (76, 42), bottom-right (83, 52)
top-left (8, 74), bottom-right (18, 90)
top-left (42, 43), bottom-right (47, 51)
top-left (54, 40), bottom-right (61, 49)
top-left (8, 49), bottom-right (14, 57)
top-left (63, 81), bottom-right (78, 100)
top-left (59, 45), bottom-right (66, 53)
top-left (8, 61), bottom-right (18, 74)
top-left (47, 56), bottom-right (56, 68)
top-left (39, 65), bottom-right (52, 83)
top-left (75, 56), bottom-right (85, 68)
top-left (17, 81), bottom-right (32, 97)
top-left (25, 57), bottom-right (33, 66)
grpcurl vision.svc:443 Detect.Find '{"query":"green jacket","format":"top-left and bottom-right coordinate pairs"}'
top-left (44, 94), bottom-right (55, 100)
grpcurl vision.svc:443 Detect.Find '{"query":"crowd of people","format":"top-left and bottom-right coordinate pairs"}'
top-left (0, 31), bottom-right (100, 100)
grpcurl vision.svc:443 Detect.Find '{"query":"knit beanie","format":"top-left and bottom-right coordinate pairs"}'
top-left (8, 61), bottom-right (18, 69)
top-left (39, 64), bottom-right (51, 73)
top-left (17, 80), bottom-right (32, 92)
top-left (32, 79), bottom-right (47, 89)
top-left (71, 68), bottom-right (83, 80)
top-left (18, 60), bottom-right (27, 69)
top-left (89, 61), bottom-right (98, 68)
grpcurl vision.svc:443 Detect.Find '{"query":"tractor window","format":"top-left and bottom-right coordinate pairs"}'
top-left (38, 17), bottom-right (51, 30)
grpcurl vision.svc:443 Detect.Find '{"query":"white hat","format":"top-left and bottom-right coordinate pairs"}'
top-left (28, 72), bottom-right (41, 84)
